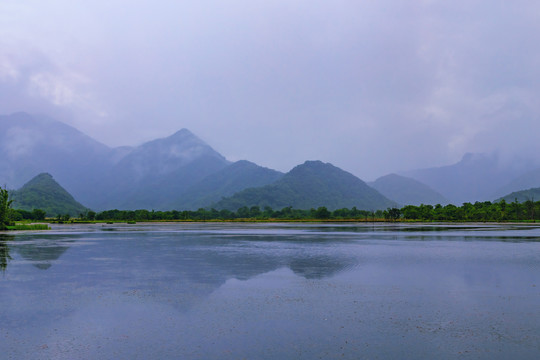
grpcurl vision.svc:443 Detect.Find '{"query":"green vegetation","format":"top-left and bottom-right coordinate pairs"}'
top-left (90, 199), bottom-right (540, 222)
top-left (7, 224), bottom-right (50, 231)
top-left (1, 187), bottom-right (50, 231)
top-left (9, 208), bottom-right (46, 222)
top-left (0, 186), bottom-right (14, 230)
top-left (10, 173), bottom-right (88, 217)
top-left (94, 206), bottom-right (382, 221)
top-left (400, 200), bottom-right (540, 222)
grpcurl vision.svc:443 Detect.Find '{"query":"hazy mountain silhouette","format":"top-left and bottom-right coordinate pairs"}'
top-left (493, 167), bottom-right (540, 199)
top-left (402, 153), bottom-right (530, 205)
top-left (170, 160), bottom-right (284, 210)
top-left (93, 129), bottom-right (230, 210)
top-left (0, 112), bottom-right (113, 206)
top-left (496, 187), bottom-right (540, 203)
top-left (1, 113), bottom-right (235, 210)
top-left (369, 173), bottom-right (449, 206)
top-left (10, 173), bottom-right (87, 216)
top-left (215, 161), bottom-right (396, 211)
top-left (5, 112), bottom-right (537, 210)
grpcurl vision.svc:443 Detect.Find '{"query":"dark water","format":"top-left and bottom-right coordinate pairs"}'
top-left (1, 223), bottom-right (539, 359)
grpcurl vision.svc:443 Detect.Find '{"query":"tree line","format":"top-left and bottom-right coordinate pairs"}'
top-left (74, 199), bottom-right (540, 222)
top-left (66, 199), bottom-right (540, 222)
top-left (86, 206), bottom-right (373, 221)
top-left (3, 184), bottom-right (540, 224)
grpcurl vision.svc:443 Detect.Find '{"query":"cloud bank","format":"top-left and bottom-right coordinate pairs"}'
top-left (2, 0), bottom-right (540, 179)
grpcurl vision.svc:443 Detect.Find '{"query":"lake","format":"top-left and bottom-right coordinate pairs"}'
top-left (1, 222), bottom-right (540, 359)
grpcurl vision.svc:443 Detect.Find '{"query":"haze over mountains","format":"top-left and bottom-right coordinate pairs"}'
top-left (401, 153), bottom-right (538, 204)
top-left (1, 112), bottom-right (111, 201)
top-left (2, 112), bottom-right (540, 212)
top-left (368, 174), bottom-right (449, 207)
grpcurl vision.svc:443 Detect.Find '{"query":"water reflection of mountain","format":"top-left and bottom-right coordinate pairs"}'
top-left (187, 249), bottom-right (354, 282)
top-left (158, 233), bottom-right (356, 285)
top-left (289, 255), bottom-right (354, 279)
top-left (12, 235), bottom-right (75, 270)
top-left (1, 227), bottom-right (358, 317)
top-left (104, 231), bottom-right (358, 313)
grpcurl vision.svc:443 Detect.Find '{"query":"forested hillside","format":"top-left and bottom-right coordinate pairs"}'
top-left (215, 161), bottom-right (396, 211)
top-left (10, 173), bottom-right (88, 217)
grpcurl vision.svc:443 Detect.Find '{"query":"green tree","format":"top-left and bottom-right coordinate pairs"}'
top-left (386, 207), bottom-right (401, 221)
top-left (31, 209), bottom-right (46, 221)
top-left (86, 210), bottom-right (96, 221)
top-left (236, 206), bottom-right (250, 218)
top-left (314, 206), bottom-right (331, 219)
top-left (249, 206), bottom-right (261, 218)
top-left (0, 187), bottom-right (14, 230)
top-left (524, 199), bottom-right (535, 220)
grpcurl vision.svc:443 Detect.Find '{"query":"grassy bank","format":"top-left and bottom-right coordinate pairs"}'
top-left (7, 224), bottom-right (50, 230)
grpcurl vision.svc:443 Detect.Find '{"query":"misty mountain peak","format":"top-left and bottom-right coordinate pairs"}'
top-left (20, 172), bottom-right (59, 190)
top-left (459, 152), bottom-right (494, 165)
top-left (288, 160), bottom-right (339, 176)
top-left (152, 127), bottom-right (209, 150)
top-left (112, 127), bottom-right (229, 182)
top-left (171, 128), bottom-right (195, 138)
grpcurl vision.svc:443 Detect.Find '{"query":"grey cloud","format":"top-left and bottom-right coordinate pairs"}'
top-left (2, 1), bottom-right (540, 180)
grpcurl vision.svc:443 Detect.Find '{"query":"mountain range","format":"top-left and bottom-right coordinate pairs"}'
top-left (3, 112), bottom-right (540, 212)
top-left (215, 161), bottom-right (397, 211)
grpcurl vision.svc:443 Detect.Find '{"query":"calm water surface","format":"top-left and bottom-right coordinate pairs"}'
top-left (1, 222), bottom-right (539, 359)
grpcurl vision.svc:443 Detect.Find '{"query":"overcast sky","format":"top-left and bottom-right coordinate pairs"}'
top-left (2, 1), bottom-right (540, 180)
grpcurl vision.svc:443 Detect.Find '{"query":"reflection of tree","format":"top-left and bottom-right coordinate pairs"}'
top-left (0, 235), bottom-right (14, 273)
top-left (0, 234), bottom-right (75, 272)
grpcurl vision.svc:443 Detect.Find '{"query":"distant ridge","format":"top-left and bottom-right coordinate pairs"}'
top-left (402, 153), bottom-right (528, 204)
top-left (215, 160), bottom-right (396, 211)
top-left (496, 187), bottom-right (540, 203)
top-left (369, 173), bottom-right (449, 206)
top-left (7, 112), bottom-right (538, 211)
top-left (493, 168), bottom-right (540, 199)
top-left (11, 173), bottom-right (88, 216)
top-left (0, 112), bottom-right (112, 206)
top-left (171, 160), bottom-right (284, 210)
